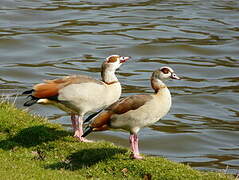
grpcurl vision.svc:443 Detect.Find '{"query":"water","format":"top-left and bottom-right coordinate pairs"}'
top-left (0, 0), bottom-right (239, 174)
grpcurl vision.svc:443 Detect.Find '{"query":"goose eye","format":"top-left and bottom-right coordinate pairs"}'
top-left (170, 73), bottom-right (180, 80)
top-left (120, 56), bottom-right (131, 63)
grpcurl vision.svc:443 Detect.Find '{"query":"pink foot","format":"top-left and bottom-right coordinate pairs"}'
top-left (76, 136), bottom-right (93, 143)
top-left (131, 153), bottom-right (144, 160)
top-left (74, 130), bottom-right (93, 143)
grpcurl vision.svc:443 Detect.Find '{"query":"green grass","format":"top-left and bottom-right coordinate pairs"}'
top-left (0, 101), bottom-right (234, 180)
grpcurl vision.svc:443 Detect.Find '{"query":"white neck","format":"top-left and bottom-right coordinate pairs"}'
top-left (102, 70), bottom-right (118, 84)
top-left (157, 79), bottom-right (166, 86)
top-left (151, 78), bottom-right (167, 93)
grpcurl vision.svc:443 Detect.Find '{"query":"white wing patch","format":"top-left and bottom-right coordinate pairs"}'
top-left (58, 83), bottom-right (107, 113)
top-left (59, 82), bottom-right (105, 101)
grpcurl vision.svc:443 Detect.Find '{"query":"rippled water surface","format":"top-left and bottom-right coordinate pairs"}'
top-left (0, 0), bottom-right (239, 174)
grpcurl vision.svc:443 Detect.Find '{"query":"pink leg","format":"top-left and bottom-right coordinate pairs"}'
top-left (129, 134), bottom-right (143, 159)
top-left (129, 134), bottom-right (136, 152)
top-left (73, 115), bottom-right (93, 143)
top-left (71, 114), bottom-right (77, 131)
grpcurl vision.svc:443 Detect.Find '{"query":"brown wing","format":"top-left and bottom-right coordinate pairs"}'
top-left (90, 94), bottom-right (153, 130)
top-left (44, 75), bottom-right (102, 85)
top-left (91, 111), bottom-right (113, 129)
top-left (33, 83), bottom-right (63, 98)
top-left (107, 94), bottom-right (153, 114)
top-left (33, 75), bottom-right (103, 99)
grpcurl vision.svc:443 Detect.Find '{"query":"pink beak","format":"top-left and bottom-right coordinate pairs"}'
top-left (120, 56), bottom-right (131, 63)
top-left (171, 73), bottom-right (181, 80)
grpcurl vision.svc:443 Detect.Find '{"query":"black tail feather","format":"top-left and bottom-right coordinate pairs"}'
top-left (24, 99), bottom-right (38, 107)
top-left (23, 95), bottom-right (39, 107)
top-left (82, 126), bottom-right (93, 137)
top-left (84, 109), bottom-right (103, 123)
top-left (22, 89), bottom-right (34, 95)
top-left (22, 89), bottom-right (38, 106)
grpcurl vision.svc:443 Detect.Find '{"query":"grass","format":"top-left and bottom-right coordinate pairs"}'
top-left (0, 101), bottom-right (235, 180)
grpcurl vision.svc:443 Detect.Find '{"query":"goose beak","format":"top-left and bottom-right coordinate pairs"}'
top-left (120, 56), bottom-right (131, 63)
top-left (171, 73), bottom-right (181, 80)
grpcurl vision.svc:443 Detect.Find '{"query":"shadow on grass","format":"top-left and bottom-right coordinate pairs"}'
top-left (0, 125), bottom-right (70, 150)
top-left (46, 147), bottom-right (127, 171)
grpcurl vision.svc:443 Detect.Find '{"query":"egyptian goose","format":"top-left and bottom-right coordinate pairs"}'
top-left (82, 66), bottom-right (180, 159)
top-left (22, 55), bottom-right (130, 142)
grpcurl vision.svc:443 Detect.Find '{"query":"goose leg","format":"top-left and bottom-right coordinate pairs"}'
top-left (129, 133), bottom-right (143, 159)
top-left (70, 114), bottom-right (77, 132)
top-left (73, 115), bottom-right (93, 142)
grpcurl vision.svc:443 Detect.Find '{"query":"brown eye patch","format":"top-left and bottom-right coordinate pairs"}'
top-left (107, 56), bottom-right (118, 63)
top-left (161, 67), bottom-right (170, 74)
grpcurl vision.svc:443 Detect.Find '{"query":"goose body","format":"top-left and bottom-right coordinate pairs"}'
top-left (56, 76), bottom-right (122, 114)
top-left (82, 66), bottom-right (180, 158)
top-left (23, 55), bottom-right (130, 142)
top-left (110, 89), bottom-right (171, 132)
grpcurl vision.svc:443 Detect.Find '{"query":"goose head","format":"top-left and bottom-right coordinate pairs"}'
top-left (102, 55), bottom-right (130, 72)
top-left (151, 66), bottom-right (180, 92)
top-left (152, 66), bottom-right (180, 81)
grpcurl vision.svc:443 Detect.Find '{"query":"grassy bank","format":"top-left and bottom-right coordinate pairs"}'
top-left (0, 101), bottom-right (234, 180)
